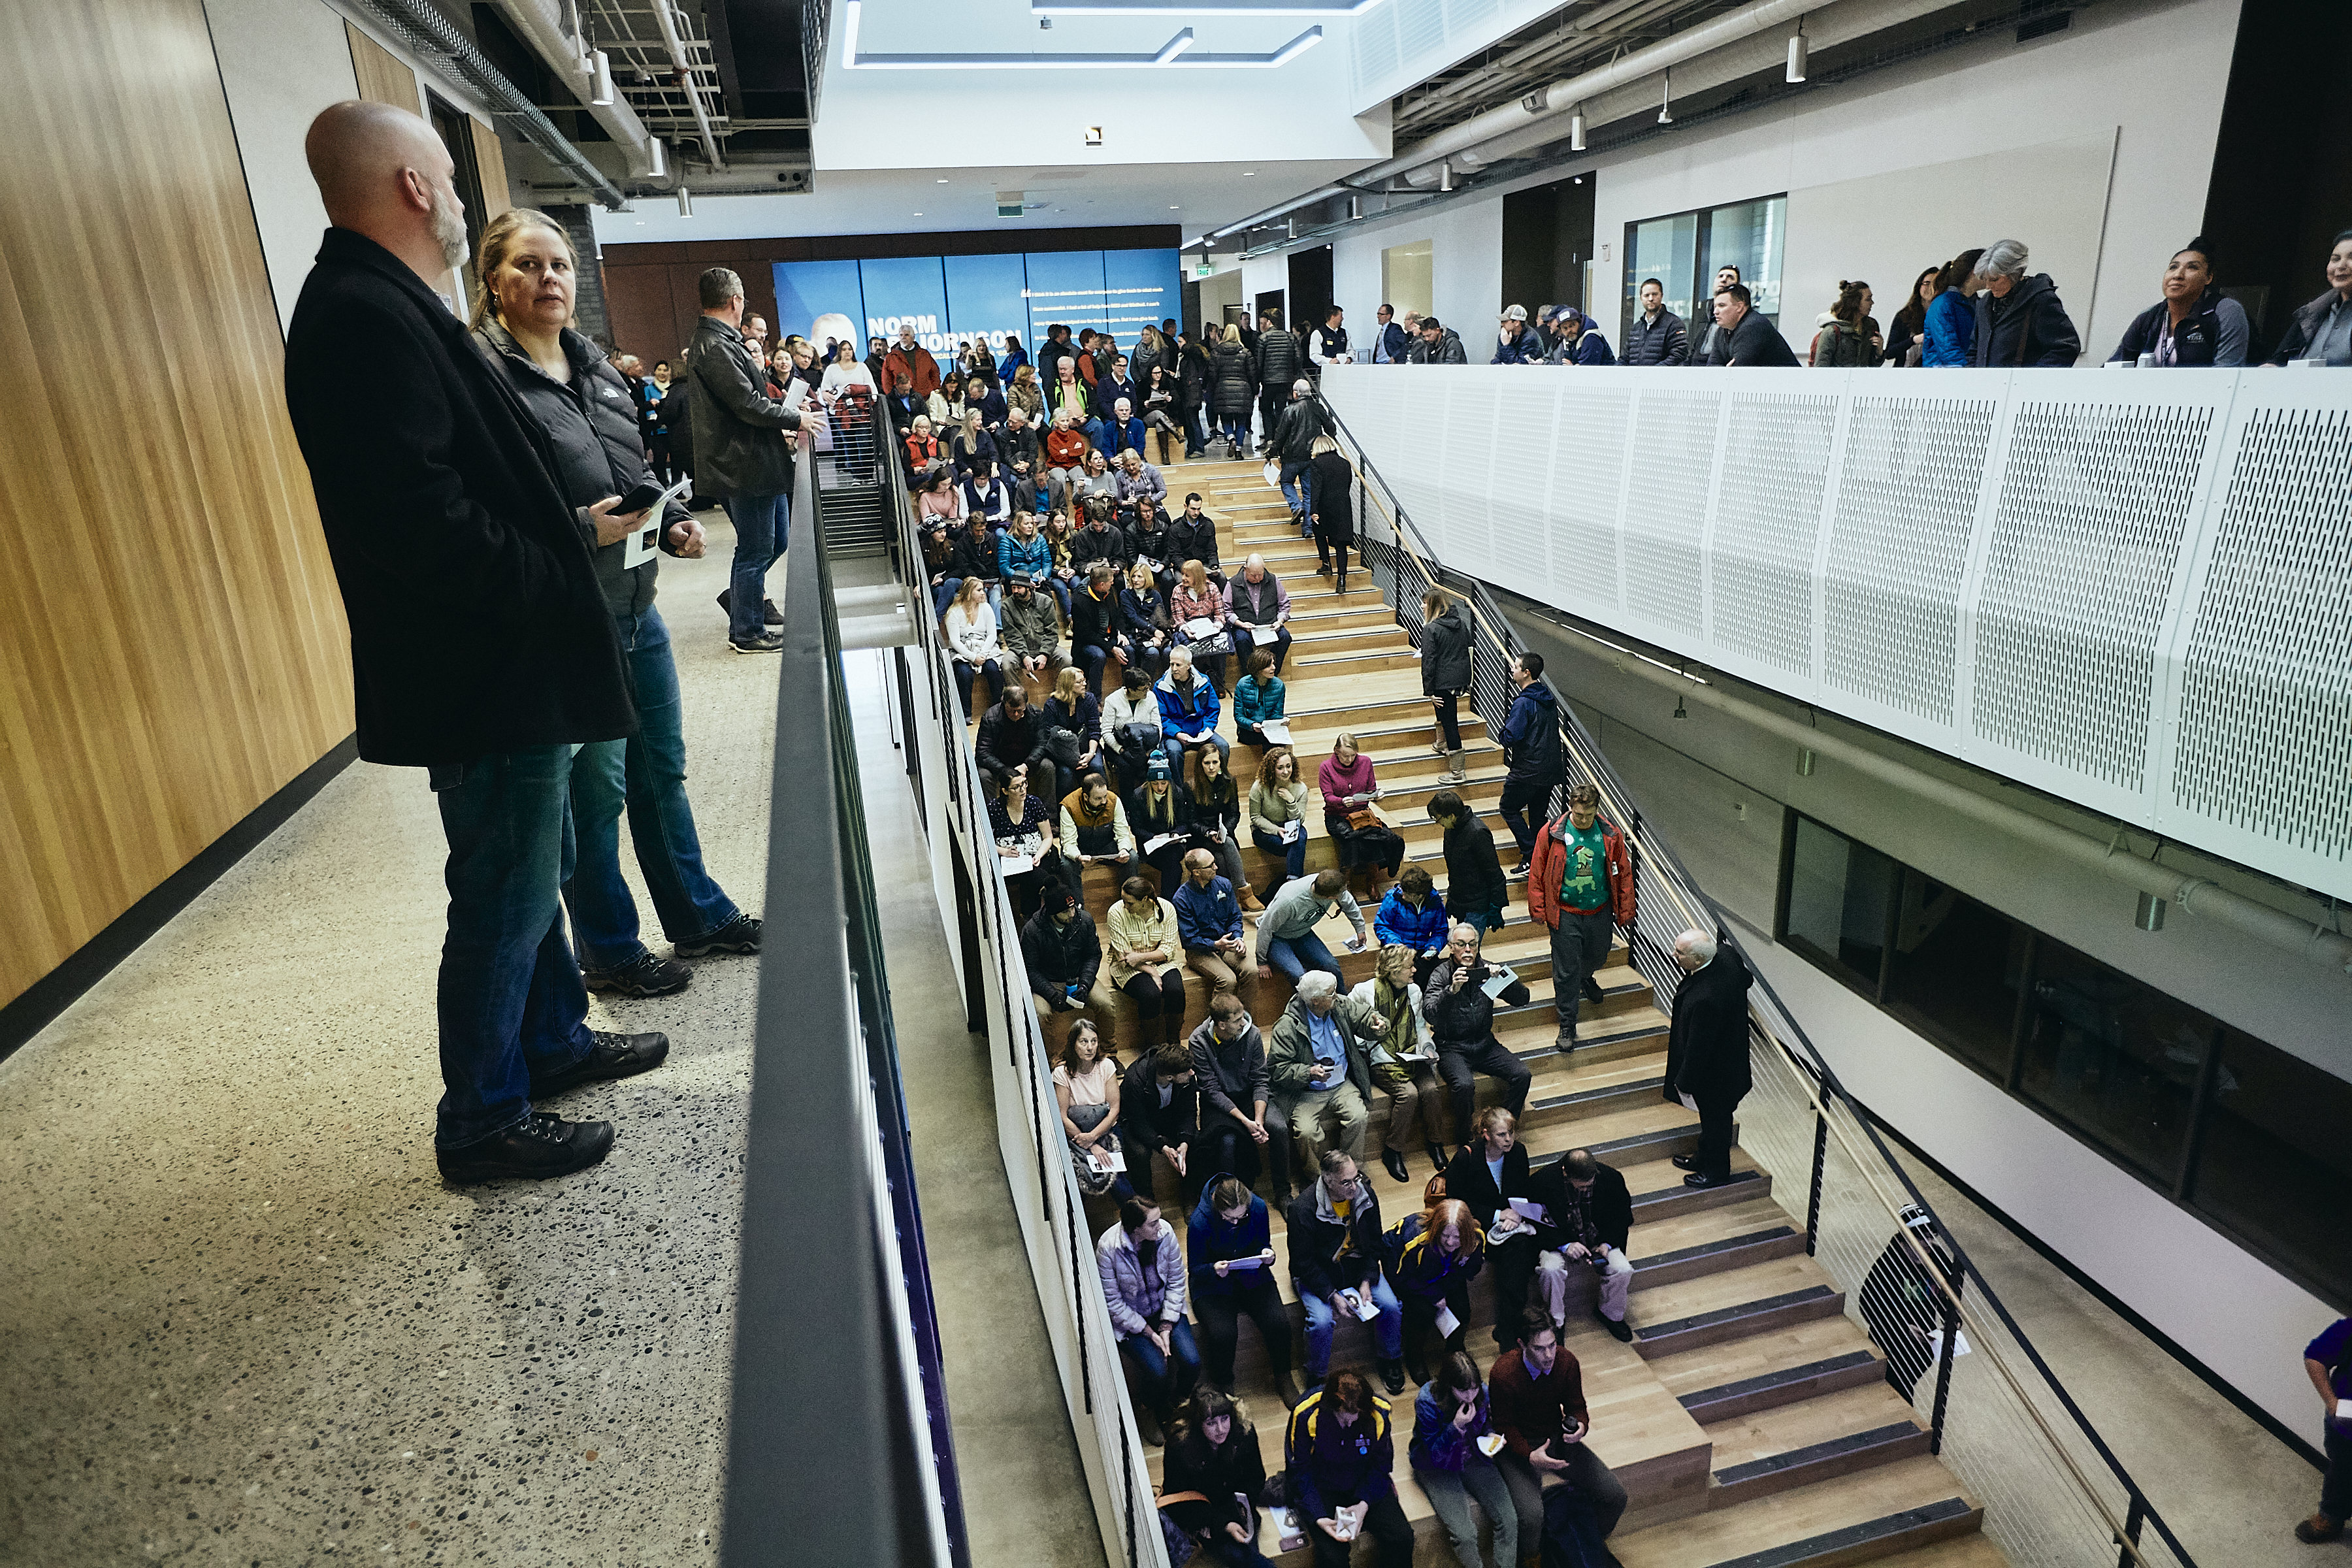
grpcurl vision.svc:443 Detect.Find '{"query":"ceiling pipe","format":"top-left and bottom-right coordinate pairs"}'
top-left (350, 0), bottom-right (630, 206)
top-left (1575, 639), bottom-right (2352, 979)
top-left (649, 0), bottom-right (726, 171)
top-left (489, 0), bottom-right (659, 177)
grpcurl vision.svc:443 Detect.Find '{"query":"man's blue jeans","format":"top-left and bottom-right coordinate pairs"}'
top-left (429, 747), bottom-right (595, 1149)
top-left (1299, 1274), bottom-right (1403, 1379)
top-left (566, 606), bottom-right (741, 970)
top-left (1279, 459), bottom-right (1315, 520)
top-left (723, 491), bottom-right (789, 640)
top-left (1264, 928), bottom-right (1344, 988)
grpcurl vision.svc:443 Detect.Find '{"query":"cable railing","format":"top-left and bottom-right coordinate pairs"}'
top-left (717, 449), bottom-right (967, 1568)
top-left (870, 398), bottom-right (1173, 1568)
top-left (1319, 394), bottom-right (2198, 1568)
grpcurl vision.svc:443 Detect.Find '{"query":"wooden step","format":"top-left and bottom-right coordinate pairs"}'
top-left (1631, 1254), bottom-right (1847, 1359)
top-left (1632, 1224), bottom-right (1808, 1293)
top-left (1676, 1350), bottom-right (1889, 1425)
top-left (1705, 1383), bottom-right (1929, 1507)
top-left (1610, 1456), bottom-right (1982, 1567)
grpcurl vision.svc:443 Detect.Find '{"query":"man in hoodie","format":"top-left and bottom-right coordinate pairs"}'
top-left (1624, 279), bottom-right (1691, 366)
top-left (1967, 238), bottom-right (2083, 367)
top-left (1665, 928), bottom-right (1754, 1187)
top-left (1189, 993), bottom-right (1288, 1199)
top-left (1021, 883), bottom-right (1110, 1020)
top-left (1495, 652), bottom-right (1565, 875)
top-left (1413, 316), bottom-right (1468, 365)
top-left (1492, 304), bottom-right (1545, 364)
top-left (1546, 308), bottom-right (1616, 365)
top-left (1527, 783), bottom-right (1637, 1053)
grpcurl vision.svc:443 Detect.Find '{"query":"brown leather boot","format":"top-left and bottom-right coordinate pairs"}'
top-left (2296, 1514), bottom-right (2345, 1543)
top-left (1239, 887), bottom-right (1265, 913)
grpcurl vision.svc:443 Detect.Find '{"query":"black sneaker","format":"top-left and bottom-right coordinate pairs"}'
top-left (1597, 1311), bottom-right (1635, 1343)
top-left (1503, 862), bottom-right (1531, 882)
top-left (730, 633), bottom-right (784, 654)
top-left (760, 596), bottom-right (782, 627)
top-left (674, 913), bottom-right (761, 958)
top-left (437, 1112), bottom-right (615, 1183)
top-left (1582, 975), bottom-right (1606, 1005)
top-left (531, 1030), bottom-right (671, 1099)
top-left (583, 950), bottom-right (692, 998)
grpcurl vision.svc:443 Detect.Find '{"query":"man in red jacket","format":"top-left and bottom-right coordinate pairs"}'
top-left (1527, 782), bottom-right (1635, 1053)
top-left (884, 323), bottom-right (941, 400)
top-left (1488, 1309), bottom-right (1628, 1549)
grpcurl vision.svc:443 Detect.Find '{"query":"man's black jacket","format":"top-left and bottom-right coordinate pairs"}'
top-left (284, 228), bottom-right (630, 766)
top-left (976, 701), bottom-right (1051, 779)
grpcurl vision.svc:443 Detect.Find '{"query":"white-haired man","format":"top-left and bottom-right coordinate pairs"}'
top-left (1269, 376), bottom-right (1325, 528)
top-left (1266, 968), bottom-right (1387, 1168)
top-left (1665, 928), bottom-right (1754, 1187)
top-left (1222, 554), bottom-right (1293, 675)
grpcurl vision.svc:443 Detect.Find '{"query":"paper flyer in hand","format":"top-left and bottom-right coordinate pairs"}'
top-left (1250, 625), bottom-right (1280, 645)
top-left (1435, 1303), bottom-right (1462, 1339)
top-left (1507, 1197), bottom-right (1550, 1225)
top-left (1927, 1330), bottom-right (1971, 1361)
top-left (1352, 1294), bottom-right (1382, 1323)
top-left (1223, 1255), bottom-right (1263, 1271)
top-left (1257, 720), bottom-right (1292, 745)
top-left (1143, 833), bottom-right (1183, 855)
top-left (1480, 963), bottom-right (1519, 1000)
top-left (1182, 617), bottom-right (1219, 640)
top-left (1269, 1507), bottom-right (1306, 1552)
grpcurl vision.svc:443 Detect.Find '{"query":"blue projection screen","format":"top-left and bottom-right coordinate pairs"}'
top-left (772, 248), bottom-right (1177, 357)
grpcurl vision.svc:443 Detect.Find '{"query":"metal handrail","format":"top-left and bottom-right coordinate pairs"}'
top-left (1316, 393), bottom-right (2198, 1568)
top-left (718, 451), bottom-right (967, 1567)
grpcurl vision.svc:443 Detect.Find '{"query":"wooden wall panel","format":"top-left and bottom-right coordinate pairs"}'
top-left (0, 0), bottom-right (353, 1008)
top-left (470, 118), bottom-right (512, 222)
top-left (344, 20), bottom-right (419, 112)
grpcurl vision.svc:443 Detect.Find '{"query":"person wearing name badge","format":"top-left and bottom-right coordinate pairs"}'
top-left (1098, 1194), bottom-right (1200, 1443)
top-left (1411, 1350), bottom-right (1518, 1568)
top-left (1188, 1174), bottom-right (1293, 1401)
top-left (1350, 944), bottom-right (1441, 1184)
top-left (1286, 1151), bottom-right (1408, 1396)
top-left (1162, 1386), bottom-right (1276, 1565)
top-left (1284, 1368), bottom-right (1413, 1568)
top-left (1424, 926), bottom-right (1534, 1180)
top-left (1058, 1017), bottom-right (1136, 1201)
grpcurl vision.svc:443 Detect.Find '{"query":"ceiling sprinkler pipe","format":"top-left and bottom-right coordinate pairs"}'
top-left (489, 0), bottom-right (658, 177)
top-left (649, 0), bottom-right (725, 171)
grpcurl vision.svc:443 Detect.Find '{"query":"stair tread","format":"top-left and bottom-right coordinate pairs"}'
top-left (1610, 1456), bottom-right (1981, 1568)
top-left (1703, 1382), bottom-right (1925, 1473)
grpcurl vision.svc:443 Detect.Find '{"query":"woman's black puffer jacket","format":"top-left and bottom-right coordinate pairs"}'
top-left (1209, 342), bottom-right (1256, 418)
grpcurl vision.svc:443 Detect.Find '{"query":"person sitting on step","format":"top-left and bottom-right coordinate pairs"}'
top-left (1423, 924), bottom-right (1533, 1170)
top-left (1385, 1195), bottom-right (1485, 1386)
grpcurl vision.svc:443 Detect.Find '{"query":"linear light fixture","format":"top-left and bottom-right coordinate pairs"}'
top-left (841, 2), bottom-right (1320, 67)
top-left (1034, 0), bottom-right (1374, 11)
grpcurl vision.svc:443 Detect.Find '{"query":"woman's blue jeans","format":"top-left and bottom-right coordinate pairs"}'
top-left (1250, 826), bottom-right (1307, 894)
top-left (565, 606), bottom-right (742, 970)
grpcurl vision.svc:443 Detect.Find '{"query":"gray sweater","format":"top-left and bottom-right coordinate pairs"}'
top-left (1252, 876), bottom-right (1366, 964)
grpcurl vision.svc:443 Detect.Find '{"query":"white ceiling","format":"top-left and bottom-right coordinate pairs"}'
top-left (590, 157), bottom-right (1367, 246)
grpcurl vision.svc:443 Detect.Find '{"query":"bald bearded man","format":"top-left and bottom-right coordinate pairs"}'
top-left (285, 101), bottom-right (659, 1184)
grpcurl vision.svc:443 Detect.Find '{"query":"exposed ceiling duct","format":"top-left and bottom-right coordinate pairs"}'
top-left (348, 0), bottom-right (630, 208)
top-left (489, 0), bottom-right (661, 177)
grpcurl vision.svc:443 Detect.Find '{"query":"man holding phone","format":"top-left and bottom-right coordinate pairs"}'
top-left (1489, 1309), bottom-right (1629, 1547)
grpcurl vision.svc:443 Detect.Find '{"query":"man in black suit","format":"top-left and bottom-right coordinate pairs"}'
top-left (1530, 1149), bottom-right (1635, 1343)
top-left (1665, 928), bottom-right (1755, 1186)
top-left (287, 101), bottom-right (662, 1184)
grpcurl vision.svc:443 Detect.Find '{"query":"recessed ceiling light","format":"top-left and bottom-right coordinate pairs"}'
top-left (1169, 204), bottom-right (1180, 209)
top-left (914, 210), bottom-right (923, 216)
top-left (936, 178), bottom-right (949, 183)
top-left (1242, 171), bottom-right (1254, 176)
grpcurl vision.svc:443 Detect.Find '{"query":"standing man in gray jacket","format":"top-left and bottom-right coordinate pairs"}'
top-left (681, 266), bottom-right (812, 653)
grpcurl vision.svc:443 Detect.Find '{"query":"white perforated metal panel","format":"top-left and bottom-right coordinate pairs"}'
top-left (1970, 395), bottom-right (2216, 793)
top-left (1320, 364), bottom-right (2352, 902)
top-left (1622, 389), bottom-right (1720, 640)
top-left (1822, 396), bottom-right (1999, 726)
top-left (2168, 400), bottom-right (2352, 869)
top-left (1711, 392), bottom-right (1839, 678)
top-left (1548, 385), bottom-right (1631, 619)
top-left (1490, 380), bottom-right (1563, 596)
